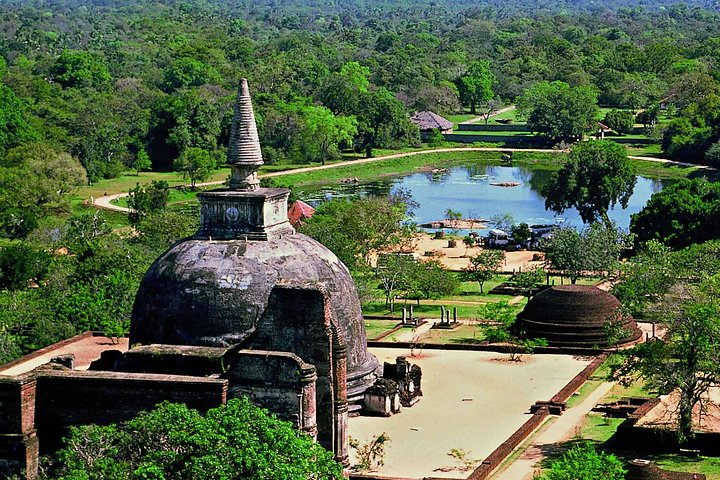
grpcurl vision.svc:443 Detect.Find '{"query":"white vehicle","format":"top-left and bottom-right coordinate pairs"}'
top-left (487, 229), bottom-right (510, 247)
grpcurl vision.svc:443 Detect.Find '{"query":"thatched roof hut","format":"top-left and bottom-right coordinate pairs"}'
top-left (516, 285), bottom-right (641, 348)
top-left (410, 111), bottom-right (454, 134)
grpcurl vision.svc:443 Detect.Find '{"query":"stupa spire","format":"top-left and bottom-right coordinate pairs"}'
top-left (227, 78), bottom-right (263, 190)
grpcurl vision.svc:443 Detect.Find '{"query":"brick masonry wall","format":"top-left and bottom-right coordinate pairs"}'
top-left (34, 370), bottom-right (227, 452)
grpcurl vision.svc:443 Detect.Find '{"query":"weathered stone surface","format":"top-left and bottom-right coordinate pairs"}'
top-left (130, 232), bottom-right (380, 404)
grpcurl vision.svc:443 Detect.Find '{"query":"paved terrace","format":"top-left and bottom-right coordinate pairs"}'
top-left (349, 347), bottom-right (591, 479)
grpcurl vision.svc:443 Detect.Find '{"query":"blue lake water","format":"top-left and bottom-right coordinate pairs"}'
top-left (298, 165), bottom-right (665, 233)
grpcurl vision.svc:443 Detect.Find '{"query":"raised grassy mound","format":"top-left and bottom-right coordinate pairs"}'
top-left (516, 285), bottom-right (641, 348)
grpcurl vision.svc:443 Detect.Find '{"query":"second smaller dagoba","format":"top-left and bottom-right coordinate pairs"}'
top-left (516, 285), bottom-right (642, 348)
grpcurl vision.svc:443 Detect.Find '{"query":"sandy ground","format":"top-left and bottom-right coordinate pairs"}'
top-left (0, 336), bottom-right (129, 376)
top-left (349, 347), bottom-right (591, 478)
top-left (412, 232), bottom-right (543, 273)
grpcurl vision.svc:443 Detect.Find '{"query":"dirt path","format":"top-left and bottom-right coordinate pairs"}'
top-left (91, 148), bottom-right (717, 215)
top-left (91, 147), bottom-right (566, 214)
top-left (462, 105), bottom-right (517, 124)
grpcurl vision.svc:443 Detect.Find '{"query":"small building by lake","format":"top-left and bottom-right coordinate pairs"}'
top-left (410, 111), bottom-right (453, 139)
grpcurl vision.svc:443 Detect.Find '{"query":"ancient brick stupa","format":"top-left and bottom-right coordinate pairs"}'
top-left (0, 79), bottom-right (383, 478)
top-left (516, 285), bottom-right (642, 348)
top-left (130, 79), bottom-right (380, 456)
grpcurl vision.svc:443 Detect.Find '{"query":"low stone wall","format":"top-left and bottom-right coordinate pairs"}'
top-left (35, 370), bottom-right (228, 452)
top-left (469, 408), bottom-right (550, 480)
top-left (368, 340), bottom-right (604, 357)
top-left (551, 353), bottom-right (608, 404)
top-left (457, 123), bottom-right (529, 132)
top-left (442, 133), bottom-right (537, 145)
top-left (372, 325), bottom-right (406, 341)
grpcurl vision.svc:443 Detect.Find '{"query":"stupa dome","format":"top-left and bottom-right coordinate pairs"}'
top-left (129, 79), bottom-right (379, 404)
top-left (516, 285), bottom-right (642, 348)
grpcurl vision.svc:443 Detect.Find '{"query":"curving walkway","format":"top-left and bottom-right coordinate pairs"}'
top-left (91, 147), bottom-right (716, 214)
top-left (462, 105), bottom-right (517, 124)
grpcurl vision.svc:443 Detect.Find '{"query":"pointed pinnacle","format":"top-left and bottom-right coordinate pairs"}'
top-left (227, 78), bottom-right (263, 167)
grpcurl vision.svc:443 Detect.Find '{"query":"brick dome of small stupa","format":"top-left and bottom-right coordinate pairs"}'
top-left (516, 285), bottom-right (642, 348)
top-left (129, 79), bottom-right (379, 405)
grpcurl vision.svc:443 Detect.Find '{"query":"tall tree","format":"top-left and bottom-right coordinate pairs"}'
top-left (457, 60), bottom-right (495, 115)
top-left (615, 275), bottom-right (720, 443)
top-left (463, 249), bottom-right (504, 293)
top-left (50, 49), bottom-right (111, 89)
top-left (173, 147), bottom-right (216, 188)
top-left (127, 180), bottom-right (170, 225)
top-left (300, 192), bottom-right (415, 271)
top-left (0, 84), bottom-right (37, 154)
top-left (541, 223), bottom-right (629, 284)
top-left (301, 106), bottom-right (357, 165)
top-left (405, 259), bottom-right (459, 305)
top-left (517, 81), bottom-right (598, 143)
top-left (0, 143), bottom-right (87, 238)
top-left (630, 178), bottom-right (720, 249)
top-left (543, 140), bottom-right (635, 225)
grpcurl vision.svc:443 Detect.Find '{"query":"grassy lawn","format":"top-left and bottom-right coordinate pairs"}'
top-left (582, 414), bottom-right (625, 442)
top-left (627, 144), bottom-right (664, 157)
top-left (491, 108), bottom-right (521, 122)
top-left (72, 168), bottom-right (230, 202)
top-left (415, 323), bottom-right (487, 345)
top-left (364, 319), bottom-right (400, 340)
top-left (652, 454), bottom-right (720, 477)
top-left (446, 113), bottom-right (477, 127)
top-left (362, 301), bottom-right (484, 319)
top-left (271, 150), bottom-right (508, 188)
top-left (112, 186), bottom-right (209, 208)
top-left (631, 158), bottom-right (708, 180)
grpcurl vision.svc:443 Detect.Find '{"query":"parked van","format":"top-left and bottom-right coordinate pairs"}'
top-left (487, 229), bottom-right (510, 248)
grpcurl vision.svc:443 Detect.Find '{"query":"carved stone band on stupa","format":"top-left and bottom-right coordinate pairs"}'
top-left (195, 79), bottom-right (294, 241)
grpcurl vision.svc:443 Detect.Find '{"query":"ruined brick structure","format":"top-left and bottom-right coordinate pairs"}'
top-left (0, 79), bottom-right (381, 478)
top-left (516, 285), bottom-right (642, 348)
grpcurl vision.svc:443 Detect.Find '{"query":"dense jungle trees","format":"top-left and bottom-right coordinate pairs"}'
top-left (2, 0), bottom-right (720, 191)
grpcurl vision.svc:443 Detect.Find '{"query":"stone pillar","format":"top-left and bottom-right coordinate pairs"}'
top-left (402, 307), bottom-right (407, 324)
top-left (440, 306), bottom-right (445, 324)
top-left (453, 307), bottom-right (457, 323)
top-left (299, 364), bottom-right (318, 440)
top-left (331, 339), bottom-right (349, 472)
